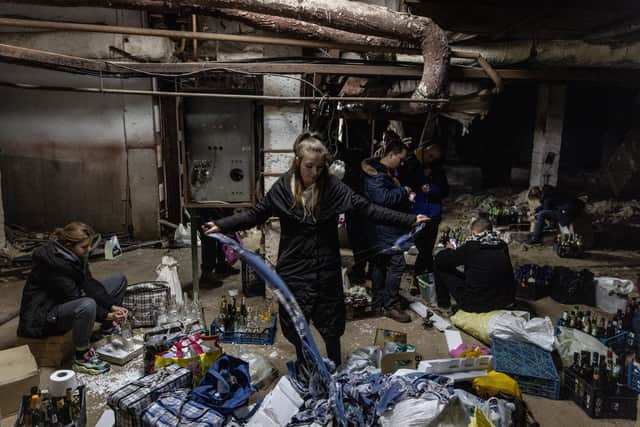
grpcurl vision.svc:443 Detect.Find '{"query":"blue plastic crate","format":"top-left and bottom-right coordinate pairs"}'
top-left (491, 338), bottom-right (560, 400)
top-left (210, 313), bottom-right (277, 345)
top-left (599, 331), bottom-right (628, 350)
top-left (627, 361), bottom-right (640, 393)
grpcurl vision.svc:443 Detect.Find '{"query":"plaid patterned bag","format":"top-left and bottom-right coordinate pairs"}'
top-left (142, 389), bottom-right (225, 427)
top-left (122, 281), bottom-right (171, 327)
top-left (108, 364), bottom-right (192, 427)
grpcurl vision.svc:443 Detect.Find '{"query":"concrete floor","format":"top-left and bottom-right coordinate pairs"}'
top-left (1, 244), bottom-right (639, 426)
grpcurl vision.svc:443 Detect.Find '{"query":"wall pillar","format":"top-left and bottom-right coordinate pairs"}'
top-left (529, 84), bottom-right (567, 187)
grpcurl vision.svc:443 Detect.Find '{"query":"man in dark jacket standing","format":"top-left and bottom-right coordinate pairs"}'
top-left (434, 218), bottom-right (515, 312)
top-left (363, 132), bottom-right (415, 322)
top-left (400, 143), bottom-right (448, 291)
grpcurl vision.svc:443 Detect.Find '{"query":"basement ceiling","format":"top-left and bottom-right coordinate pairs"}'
top-left (406, 0), bottom-right (640, 43)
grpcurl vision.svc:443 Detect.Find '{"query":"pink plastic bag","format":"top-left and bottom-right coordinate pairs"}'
top-left (222, 233), bottom-right (243, 266)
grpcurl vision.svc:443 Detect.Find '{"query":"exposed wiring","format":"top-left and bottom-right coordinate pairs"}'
top-left (104, 61), bottom-right (327, 98)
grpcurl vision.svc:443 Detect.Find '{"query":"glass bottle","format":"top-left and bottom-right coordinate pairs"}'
top-left (168, 295), bottom-right (179, 323)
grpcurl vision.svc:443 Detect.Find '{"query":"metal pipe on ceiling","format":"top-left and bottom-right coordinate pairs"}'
top-left (0, 80), bottom-right (449, 103)
top-left (0, 17), bottom-right (421, 55)
top-left (0, 16), bottom-right (476, 60)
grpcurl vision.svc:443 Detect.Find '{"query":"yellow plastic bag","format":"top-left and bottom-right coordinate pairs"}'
top-left (155, 335), bottom-right (222, 386)
top-left (450, 310), bottom-right (507, 344)
top-left (468, 406), bottom-right (495, 427)
top-left (472, 370), bottom-right (522, 400)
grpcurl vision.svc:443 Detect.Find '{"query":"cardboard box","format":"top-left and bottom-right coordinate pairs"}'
top-left (380, 351), bottom-right (422, 374)
top-left (16, 332), bottom-right (73, 367)
top-left (0, 345), bottom-right (40, 415)
top-left (373, 328), bottom-right (407, 347)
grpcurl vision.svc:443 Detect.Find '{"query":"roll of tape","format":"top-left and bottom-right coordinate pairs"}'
top-left (49, 370), bottom-right (78, 397)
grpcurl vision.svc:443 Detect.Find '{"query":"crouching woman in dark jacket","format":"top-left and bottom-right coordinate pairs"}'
top-left (204, 132), bottom-right (428, 367)
top-left (18, 222), bottom-right (129, 374)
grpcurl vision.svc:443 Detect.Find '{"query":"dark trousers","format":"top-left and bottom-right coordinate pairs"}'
top-left (99, 274), bottom-right (128, 327)
top-left (433, 262), bottom-right (467, 309)
top-left (49, 274), bottom-right (127, 350)
top-left (196, 208), bottom-right (228, 273)
top-left (414, 219), bottom-right (440, 276)
top-left (279, 304), bottom-right (342, 367)
top-left (532, 209), bottom-right (560, 241)
top-left (371, 253), bottom-right (405, 309)
top-left (345, 211), bottom-right (369, 279)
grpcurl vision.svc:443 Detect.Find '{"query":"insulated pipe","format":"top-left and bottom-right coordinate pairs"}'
top-left (0, 17), bottom-right (421, 55)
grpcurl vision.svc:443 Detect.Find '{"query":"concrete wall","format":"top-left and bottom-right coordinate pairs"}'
top-left (0, 169), bottom-right (5, 249)
top-left (0, 63), bottom-right (159, 238)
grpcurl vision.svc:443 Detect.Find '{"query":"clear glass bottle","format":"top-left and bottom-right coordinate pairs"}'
top-left (168, 295), bottom-right (180, 323)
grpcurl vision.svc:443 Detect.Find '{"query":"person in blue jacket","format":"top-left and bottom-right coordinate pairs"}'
top-left (362, 131), bottom-right (420, 322)
top-left (399, 143), bottom-right (448, 292)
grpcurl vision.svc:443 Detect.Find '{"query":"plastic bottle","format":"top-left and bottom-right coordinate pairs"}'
top-left (487, 397), bottom-right (501, 427)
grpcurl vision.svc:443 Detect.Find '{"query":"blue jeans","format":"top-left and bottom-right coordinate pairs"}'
top-left (372, 253), bottom-right (405, 309)
top-left (532, 209), bottom-right (560, 241)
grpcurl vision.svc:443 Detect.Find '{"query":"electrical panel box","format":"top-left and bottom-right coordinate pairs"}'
top-left (183, 98), bottom-right (255, 206)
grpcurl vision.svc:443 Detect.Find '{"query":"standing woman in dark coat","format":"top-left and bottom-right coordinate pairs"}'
top-left (18, 222), bottom-right (129, 374)
top-left (205, 132), bottom-right (428, 367)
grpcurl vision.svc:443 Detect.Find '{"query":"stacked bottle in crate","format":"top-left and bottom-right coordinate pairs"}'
top-left (556, 305), bottom-right (628, 341)
top-left (563, 350), bottom-right (636, 419)
top-left (210, 295), bottom-right (277, 345)
top-left (556, 301), bottom-right (640, 418)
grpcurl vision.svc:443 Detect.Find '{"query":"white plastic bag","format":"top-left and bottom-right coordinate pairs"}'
top-left (155, 256), bottom-right (182, 305)
top-left (329, 160), bottom-right (346, 180)
top-left (104, 235), bottom-right (122, 260)
top-left (595, 277), bottom-right (634, 314)
top-left (488, 313), bottom-right (555, 351)
top-left (174, 223), bottom-right (200, 247)
top-left (379, 398), bottom-right (444, 427)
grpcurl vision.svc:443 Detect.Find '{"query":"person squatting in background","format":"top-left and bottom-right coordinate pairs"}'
top-left (527, 185), bottom-right (584, 245)
top-left (204, 132), bottom-right (428, 368)
top-left (18, 222), bottom-right (129, 374)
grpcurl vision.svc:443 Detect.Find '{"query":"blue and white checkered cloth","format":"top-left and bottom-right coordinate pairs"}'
top-left (142, 389), bottom-right (226, 427)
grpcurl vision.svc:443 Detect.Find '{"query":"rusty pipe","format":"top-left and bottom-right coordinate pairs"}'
top-left (0, 80), bottom-right (449, 103)
top-left (0, 17), bottom-right (421, 55)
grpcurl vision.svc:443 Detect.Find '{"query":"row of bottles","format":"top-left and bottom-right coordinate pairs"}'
top-left (555, 233), bottom-right (583, 248)
top-left (216, 296), bottom-right (274, 333)
top-left (156, 292), bottom-right (205, 328)
top-left (487, 205), bottom-right (524, 225)
top-left (570, 350), bottom-right (626, 395)
top-left (558, 303), bottom-right (640, 339)
top-left (22, 387), bottom-right (80, 427)
top-left (437, 226), bottom-right (468, 249)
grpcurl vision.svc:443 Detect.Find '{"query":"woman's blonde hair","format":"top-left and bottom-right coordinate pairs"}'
top-left (53, 221), bottom-right (95, 246)
top-left (528, 186), bottom-right (542, 201)
top-left (289, 132), bottom-right (331, 221)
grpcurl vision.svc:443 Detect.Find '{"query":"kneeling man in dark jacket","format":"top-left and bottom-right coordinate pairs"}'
top-left (434, 218), bottom-right (515, 312)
